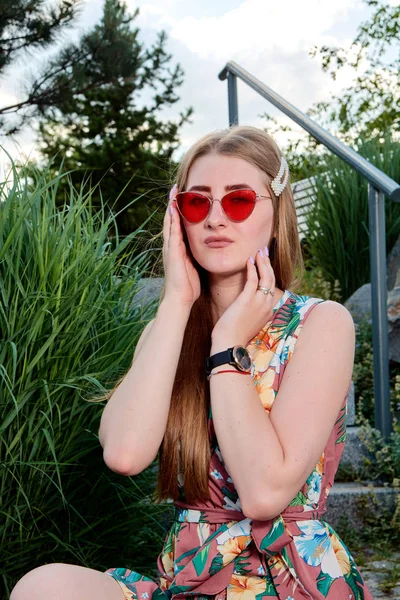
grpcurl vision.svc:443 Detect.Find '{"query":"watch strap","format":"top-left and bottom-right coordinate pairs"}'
top-left (205, 348), bottom-right (233, 376)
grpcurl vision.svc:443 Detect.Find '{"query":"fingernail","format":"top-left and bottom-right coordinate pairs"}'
top-left (170, 204), bottom-right (173, 215)
top-left (169, 183), bottom-right (177, 201)
top-left (259, 248), bottom-right (264, 258)
top-left (264, 245), bottom-right (269, 257)
top-left (250, 256), bottom-right (255, 265)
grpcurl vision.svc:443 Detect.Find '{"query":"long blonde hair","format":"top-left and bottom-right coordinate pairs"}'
top-left (154, 125), bottom-right (303, 504)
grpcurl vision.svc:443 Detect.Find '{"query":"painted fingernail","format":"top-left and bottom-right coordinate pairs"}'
top-left (259, 248), bottom-right (264, 258)
top-left (169, 183), bottom-right (178, 201)
top-left (264, 245), bottom-right (269, 257)
top-left (250, 256), bottom-right (255, 265)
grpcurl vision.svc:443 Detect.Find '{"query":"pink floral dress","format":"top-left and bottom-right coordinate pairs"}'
top-left (106, 290), bottom-right (372, 600)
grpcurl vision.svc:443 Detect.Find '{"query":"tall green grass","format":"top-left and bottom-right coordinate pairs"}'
top-left (0, 159), bottom-right (171, 598)
top-left (304, 133), bottom-right (400, 301)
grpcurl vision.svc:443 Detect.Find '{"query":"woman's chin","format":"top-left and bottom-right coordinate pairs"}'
top-left (199, 258), bottom-right (247, 278)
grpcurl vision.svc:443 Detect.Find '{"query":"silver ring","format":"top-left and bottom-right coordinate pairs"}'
top-left (257, 286), bottom-right (274, 297)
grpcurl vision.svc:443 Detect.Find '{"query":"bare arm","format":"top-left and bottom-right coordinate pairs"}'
top-left (99, 298), bottom-right (191, 476)
top-left (210, 301), bottom-right (355, 520)
top-left (99, 185), bottom-right (201, 477)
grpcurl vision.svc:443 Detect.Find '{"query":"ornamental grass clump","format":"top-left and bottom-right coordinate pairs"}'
top-left (304, 132), bottom-right (400, 301)
top-left (0, 159), bottom-right (169, 598)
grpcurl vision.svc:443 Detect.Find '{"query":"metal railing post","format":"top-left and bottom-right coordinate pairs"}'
top-left (368, 184), bottom-right (392, 438)
top-left (227, 72), bottom-right (239, 126)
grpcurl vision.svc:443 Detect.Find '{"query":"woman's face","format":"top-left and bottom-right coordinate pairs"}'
top-left (182, 153), bottom-right (275, 276)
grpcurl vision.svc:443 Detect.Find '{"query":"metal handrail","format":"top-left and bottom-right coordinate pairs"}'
top-left (219, 61), bottom-right (400, 202)
top-left (219, 60), bottom-right (400, 438)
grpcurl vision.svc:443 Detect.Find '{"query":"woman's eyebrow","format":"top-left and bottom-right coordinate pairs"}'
top-left (225, 183), bottom-right (252, 191)
top-left (187, 185), bottom-right (211, 192)
top-left (187, 183), bottom-right (252, 192)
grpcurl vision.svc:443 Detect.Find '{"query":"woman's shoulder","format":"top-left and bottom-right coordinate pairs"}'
top-left (285, 291), bottom-right (355, 342)
top-left (275, 289), bottom-right (325, 323)
top-left (285, 290), bottom-right (352, 321)
top-left (274, 291), bottom-right (354, 345)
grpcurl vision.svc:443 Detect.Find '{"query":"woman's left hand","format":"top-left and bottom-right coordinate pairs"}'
top-left (212, 248), bottom-right (277, 348)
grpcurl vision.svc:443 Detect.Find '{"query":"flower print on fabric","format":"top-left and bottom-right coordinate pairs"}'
top-left (306, 470), bottom-right (322, 505)
top-left (293, 521), bottom-right (341, 577)
top-left (106, 290), bottom-right (372, 600)
top-left (227, 574), bottom-right (266, 600)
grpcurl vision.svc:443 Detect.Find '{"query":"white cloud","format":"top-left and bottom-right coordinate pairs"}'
top-left (136, 0), bottom-right (362, 59)
top-left (129, 0), bottom-right (368, 154)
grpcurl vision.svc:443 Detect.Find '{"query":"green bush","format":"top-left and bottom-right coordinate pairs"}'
top-left (0, 159), bottom-right (168, 597)
top-left (358, 424), bottom-right (400, 485)
top-left (352, 318), bottom-right (400, 428)
top-left (304, 132), bottom-right (400, 301)
top-left (297, 258), bottom-right (342, 301)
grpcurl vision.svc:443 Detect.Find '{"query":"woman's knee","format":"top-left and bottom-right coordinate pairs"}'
top-left (10, 563), bottom-right (123, 600)
top-left (11, 564), bottom-right (70, 599)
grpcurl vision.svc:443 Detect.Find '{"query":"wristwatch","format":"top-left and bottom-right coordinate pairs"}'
top-left (205, 346), bottom-right (252, 376)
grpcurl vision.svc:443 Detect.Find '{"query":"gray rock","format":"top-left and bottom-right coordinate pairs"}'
top-left (345, 281), bottom-right (400, 364)
top-left (135, 277), bottom-right (164, 306)
top-left (340, 426), bottom-right (371, 470)
top-left (347, 381), bottom-right (356, 427)
top-left (387, 234), bottom-right (400, 291)
top-left (388, 285), bottom-right (400, 363)
top-left (360, 552), bottom-right (400, 599)
top-left (325, 483), bottom-right (397, 532)
top-left (344, 283), bottom-right (372, 325)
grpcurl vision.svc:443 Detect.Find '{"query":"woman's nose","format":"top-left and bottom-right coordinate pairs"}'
top-left (205, 199), bottom-right (228, 226)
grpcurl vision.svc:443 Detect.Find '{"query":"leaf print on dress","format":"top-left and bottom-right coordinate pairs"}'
top-left (257, 516), bottom-right (287, 555)
top-left (271, 301), bottom-right (300, 339)
top-left (335, 403), bottom-right (347, 444)
top-left (345, 555), bottom-right (366, 600)
top-left (288, 490), bottom-right (308, 507)
top-left (316, 570), bottom-right (335, 597)
top-left (193, 543), bottom-right (212, 576)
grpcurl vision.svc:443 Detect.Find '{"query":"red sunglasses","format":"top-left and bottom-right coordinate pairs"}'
top-left (175, 189), bottom-right (271, 223)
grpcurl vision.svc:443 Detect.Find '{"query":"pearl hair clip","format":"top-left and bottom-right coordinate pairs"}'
top-left (271, 156), bottom-right (289, 197)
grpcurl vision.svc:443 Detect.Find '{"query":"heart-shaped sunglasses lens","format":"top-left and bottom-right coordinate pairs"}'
top-left (176, 190), bottom-right (256, 223)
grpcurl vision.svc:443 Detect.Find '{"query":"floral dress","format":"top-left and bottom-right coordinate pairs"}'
top-left (106, 290), bottom-right (372, 600)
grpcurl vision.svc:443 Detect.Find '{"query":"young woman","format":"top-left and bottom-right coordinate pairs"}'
top-left (11, 126), bottom-right (372, 599)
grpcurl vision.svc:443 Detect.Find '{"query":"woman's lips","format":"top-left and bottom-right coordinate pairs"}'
top-left (205, 241), bottom-right (233, 248)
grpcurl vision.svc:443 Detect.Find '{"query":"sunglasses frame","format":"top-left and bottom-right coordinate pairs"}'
top-left (175, 189), bottom-right (271, 223)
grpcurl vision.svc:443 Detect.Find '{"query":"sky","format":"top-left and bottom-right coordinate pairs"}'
top-left (0, 0), bottom-right (385, 171)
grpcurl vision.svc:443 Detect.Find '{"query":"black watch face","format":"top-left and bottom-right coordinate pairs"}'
top-left (233, 346), bottom-right (252, 371)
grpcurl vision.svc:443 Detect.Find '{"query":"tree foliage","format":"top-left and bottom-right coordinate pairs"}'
top-left (0, 0), bottom-right (81, 133)
top-left (35, 0), bottom-right (192, 243)
top-left (309, 0), bottom-right (399, 140)
top-left (262, 0), bottom-right (399, 181)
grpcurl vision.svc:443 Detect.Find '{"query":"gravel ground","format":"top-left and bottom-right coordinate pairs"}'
top-left (360, 551), bottom-right (400, 598)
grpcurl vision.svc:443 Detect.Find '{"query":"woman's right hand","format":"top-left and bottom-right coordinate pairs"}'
top-left (162, 184), bottom-right (201, 308)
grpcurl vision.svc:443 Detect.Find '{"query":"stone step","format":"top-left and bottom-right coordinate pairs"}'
top-left (340, 426), bottom-right (369, 471)
top-left (325, 482), bottom-right (398, 532)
